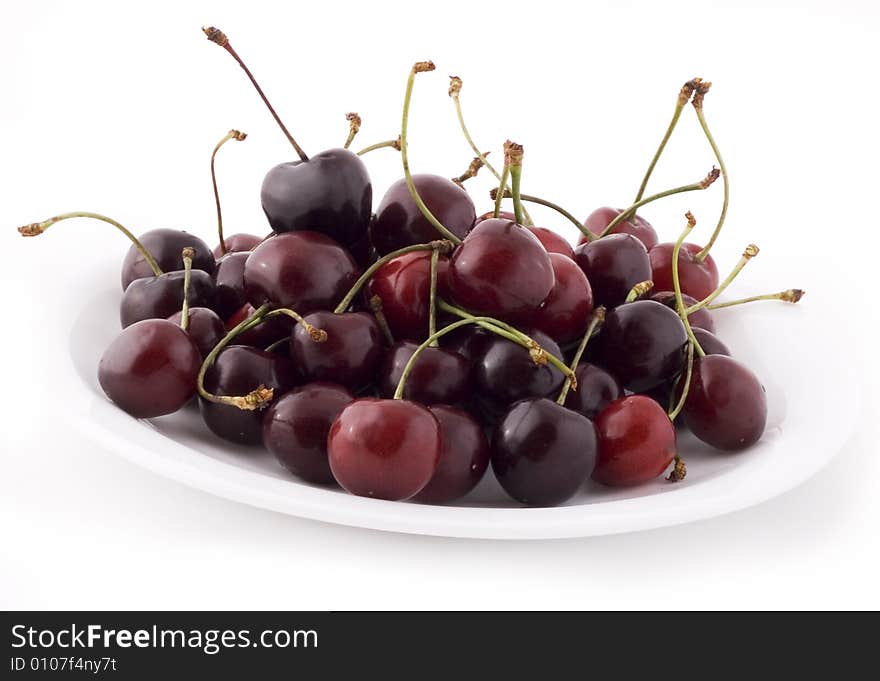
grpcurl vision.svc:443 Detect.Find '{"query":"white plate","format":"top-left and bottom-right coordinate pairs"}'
top-left (59, 263), bottom-right (856, 539)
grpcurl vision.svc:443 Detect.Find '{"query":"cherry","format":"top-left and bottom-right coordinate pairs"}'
top-left (378, 341), bottom-right (471, 405)
top-left (213, 233), bottom-right (263, 258)
top-left (581, 207), bottom-right (659, 250)
top-left (692, 327), bottom-right (730, 356)
top-left (649, 241), bottom-right (719, 301)
top-left (439, 325), bottom-right (494, 364)
top-left (592, 395), bottom-right (676, 486)
top-left (574, 233), bottom-right (652, 308)
top-left (292, 311), bottom-right (383, 391)
top-left (225, 303), bottom-right (293, 349)
top-left (120, 269), bottom-right (215, 328)
top-left (413, 405), bottom-right (489, 504)
top-left (262, 382), bottom-right (354, 484)
top-left (597, 300), bottom-right (687, 392)
top-left (243, 231), bottom-right (359, 313)
top-left (563, 362), bottom-right (624, 420)
top-left (122, 228), bottom-right (215, 290)
top-left (682, 355), bottom-right (766, 451)
top-left (650, 290), bottom-right (715, 333)
top-left (448, 218), bottom-right (555, 324)
top-left (98, 319), bottom-right (201, 418)
top-left (212, 251), bottom-right (249, 320)
top-left (491, 398), bottom-right (597, 506)
top-left (370, 175), bottom-right (474, 255)
top-left (532, 253), bottom-right (593, 345)
top-left (528, 226), bottom-right (575, 259)
top-left (199, 345), bottom-right (299, 445)
top-left (327, 398), bottom-right (440, 500)
top-left (168, 307), bottom-right (225, 358)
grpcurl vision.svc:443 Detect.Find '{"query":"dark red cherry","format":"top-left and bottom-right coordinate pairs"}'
top-left (574, 233), bottom-right (651, 309)
top-left (474, 329), bottom-right (565, 416)
top-left (365, 251), bottom-right (450, 342)
top-left (440, 325), bottom-right (494, 364)
top-left (650, 290), bottom-right (716, 333)
top-left (649, 242), bottom-right (719, 301)
top-left (328, 398), bottom-right (440, 500)
top-left (528, 226), bottom-right (575, 259)
top-left (581, 207), bottom-right (659, 250)
top-left (120, 270), bottom-right (215, 328)
top-left (491, 398), bottom-right (597, 506)
top-left (414, 405), bottom-right (489, 504)
top-left (532, 253), bottom-right (594, 345)
top-left (370, 174), bottom-right (475, 255)
top-left (225, 303), bottom-right (293, 349)
top-left (597, 300), bottom-right (687, 392)
top-left (693, 327), bottom-right (730, 356)
top-left (262, 382), bottom-right (354, 484)
top-left (167, 307), bottom-right (225, 358)
top-left (292, 311), bottom-right (383, 391)
top-left (448, 219), bottom-right (555, 324)
top-left (98, 319), bottom-right (201, 418)
top-left (592, 395), bottom-right (676, 486)
top-left (199, 345), bottom-right (298, 445)
top-left (261, 148), bottom-right (372, 247)
top-left (121, 228), bottom-right (215, 290)
top-left (212, 251), bottom-right (249, 321)
top-left (683, 355), bottom-right (767, 451)
top-left (213, 233), bottom-right (264, 258)
top-left (243, 231), bottom-right (359, 312)
top-left (563, 362), bottom-right (624, 420)
top-left (378, 342), bottom-right (471, 406)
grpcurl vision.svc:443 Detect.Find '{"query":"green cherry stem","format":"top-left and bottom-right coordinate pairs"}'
top-left (400, 62), bottom-right (463, 244)
top-left (203, 27), bottom-right (308, 161)
top-left (685, 244), bottom-right (759, 313)
top-left (333, 240), bottom-right (453, 314)
top-left (706, 288), bottom-right (805, 310)
top-left (493, 162), bottom-right (510, 219)
top-left (506, 141), bottom-right (526, 227)
top-left (357, 137), bottom-right (401, 156)
top-left (344, 113), bottom-right (361, 149)
top-left (691, 81), bottom-right (729, 263)
top-left (556, 307), bottom-right (606, 405)
top-left (211, 128), bottom-right (247, 255)
top-left (668, 341), bottom-right (695, 421)
top-left (264, 337), bottom-right (289, 353)
top-left (368, 295), bottom-right (396, 346)
top-left (17, 211), bottom-right (163, 277)
top-left (428, 248), bottom-right (439, 345)
top-left (598, 167), bottom-right (721, 239)
top-left (671, 212), bottom-right (705, 357)
top-left (263, 308), bottom-right (327, 342)
top-left (179, 247), bottom-right (195, 332)
top-left (489, 189), bottom-right (593, 239)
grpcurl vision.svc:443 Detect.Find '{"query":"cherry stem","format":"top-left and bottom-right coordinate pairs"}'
top-left (667, 455), bottom-right (688, 483)
top-left (428, 248), bottom-right (439, 345)
top-left (344, 113), bottom-right (361, 149)
top-left (556, 307), bottom-right (606, 405)
top-left (452, 154), bottom-right (487, 186)
top-left (493, 163), bottom-right (510, 218)
top-left (368, 295), bottom-right (396, 346)
top-left (632, 79), bottom-right (699, 213)
top-left (211, 129), bottom-right (247, 255)
top-left (438, 300), bottom-right (577, 385)
top-left (668, 341), bottom-right (695, 421)
top-left (197, 303), bottom-right (275, 410)
top-left (506, 141), bottom-right (526, 226)
top-left (17, 212), bottom-right (163, 277)
top-left (489, 189), bottom-right (593, 239)
top-left (356, 137), bottom-right (401, 156)
top-left (263, 308), bottom-right (327, 342)
top-left (179, 247), bottom-right (195, 332)
top-left (706, 288), bottom-right (805, 310)
top-left (625, 280), bottom-right (654, 303)
top-left (685, 244), bottom-right (759, 313)
top-left (202, 27), bottom-right (308, 162)
top-left (400, 62), bottom-right (463, 245)
top-left (691, 81), bottom-right (728, 262)
top-left (333, 240), bottom-right (453, 314)
top-left (264, 337), bottom-right (289, 353)
top-left (448, 76), bottom-right (533, 225)
top-left (672, 212), bottom-right (706, 357)
top-left (598, 167), bottom-right (720, 239)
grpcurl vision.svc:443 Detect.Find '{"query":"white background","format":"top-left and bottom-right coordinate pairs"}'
top-left (1, 0), bottom-right (878, 609)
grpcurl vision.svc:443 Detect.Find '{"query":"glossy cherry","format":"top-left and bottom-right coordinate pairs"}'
top-left (98, 319), bottom-right (201, 418)
top-left (683, 355), bottom-right (766, 451)
top-left (213, 233), bottom-right (263, 258)
top-left (120, 269), bottom-right (215, 328)
top-left (212, 251), bottom-right (249, 321)
top-left (243, 231), bottom-right (359, 312)
top-left (121, 228), bottom-right (215, 290)
top-left (477, 211), bottom-right (574, 258)
top-left (414, 405), bottom-right (489, 504)
top-left (532, 253), bottom-right (594, 345)
top-left (649, 241), bottom-right (719, 301)
top-left (199, 345), bottom-right (298, 445)
top-left (378, 342), bottom-right (471, 405)
top-left (261, 148), bottom-right (372, 248)
top-left (370, 174), bottom-right (475, 256)
top-left (440, 325), bottom-right (494, 364)
top-left (650, 290), bottom-right (716, 333)
top-left (262, 382), bottom-right (354, 484)
top-left (581, 207), bottom-right (659, 250)
top-left (491, 398), bottom-right (597, 506)
top-left (574, 233), bottom-right (652, 309)
top-left (448, 218), bottom-right (555, 324)
top-left (167, 307), bottom-right (226, 358)
top-left (225, 303), bottom-right (293, 349)
top-left (592, 395), bottom-right (676, 486)
top-left (292, 311), bottom-right (383, 391)
top-left (327, 398), bottom-right (440, 500)
top-left (563, 362), bottom-right (624, 420)
top-left (693, 327), bottom-right (730, 356)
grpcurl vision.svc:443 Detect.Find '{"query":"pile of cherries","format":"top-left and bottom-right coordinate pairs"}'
top-left (18, 28), bottom-right (803, 507)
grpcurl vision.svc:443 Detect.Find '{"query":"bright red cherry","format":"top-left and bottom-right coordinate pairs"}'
top-left (574, 233), bottom-right (651, 309)
top-left (581, 207), bottom-right (659, 250)
top-left (378, 342), bottom-right (472, 405)
top-left (649, 242), bottom-right (719, 301)
top-left (532, 253), bottom-right (594, 345)
top-left (328, 398), bottom-right (440, 500)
